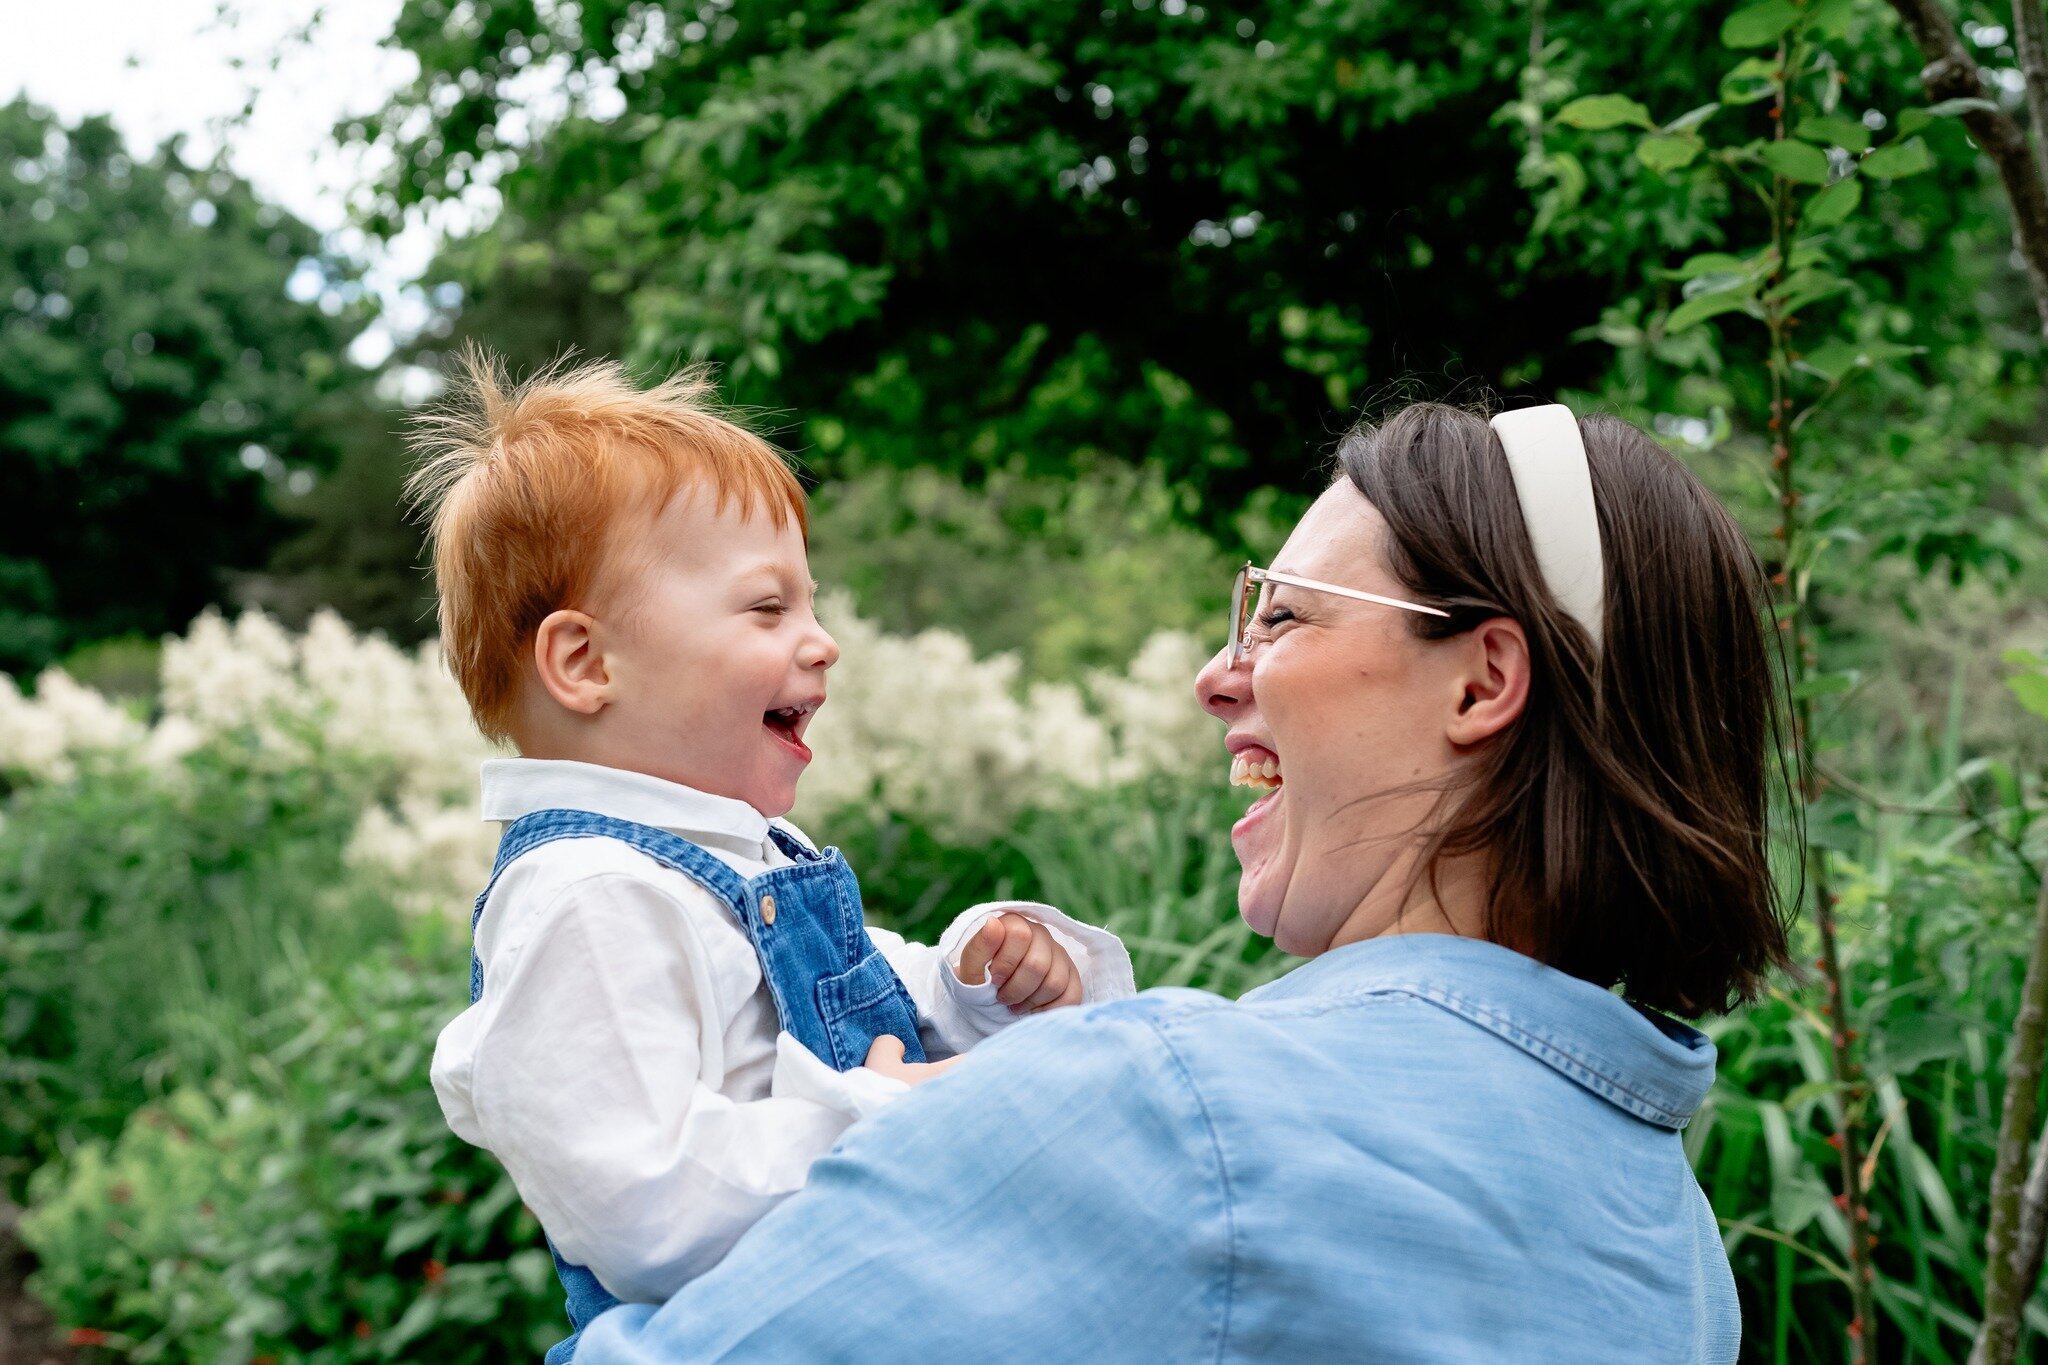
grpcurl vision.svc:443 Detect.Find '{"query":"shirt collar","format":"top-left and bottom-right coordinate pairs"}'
top-left (1249, 933), bottom-right (1717, 1130)
top-left (479, 758), bottom-right (804, 863)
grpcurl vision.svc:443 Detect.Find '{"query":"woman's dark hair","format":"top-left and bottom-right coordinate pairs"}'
top-left (1336, 402), bottom-right (1792, 1017)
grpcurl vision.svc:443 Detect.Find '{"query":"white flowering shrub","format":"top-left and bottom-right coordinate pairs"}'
top-left (0, 605), bottom-right (1217, 912)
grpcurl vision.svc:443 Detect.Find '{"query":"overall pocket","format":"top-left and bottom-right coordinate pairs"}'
top-left (814, 952), bottom-right (927, 1070)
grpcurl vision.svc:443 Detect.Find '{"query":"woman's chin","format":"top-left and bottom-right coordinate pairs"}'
top-left (1237, 872), bottom-right (1282, 939)
top-left (1231, 788), bottom-right (1287, 939)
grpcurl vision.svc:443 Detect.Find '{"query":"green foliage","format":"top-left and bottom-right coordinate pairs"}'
top-left (0, 735), bottom-right (401, 1194)
top-left (1525, 3), bottom-right (2036, 590)
top-left (365, 0), bottom-right (1824, 530)
top-left (2007, 648), bottom-right (2048, 724)
top-left (20, 953), bottom-right (560, 1362)
top-left (1697, 758), bottom-right (2046, 1359)
top-left (853, 777), bottom-right (1289, 998)
top-left (57, 635), bottom-right (163, 702)
top-left (0, 99), bottom-right (374, 675)
top-left (242, 400), bottom-right (438, 647)
top-left (808, 460), bottom-right (1237, 676)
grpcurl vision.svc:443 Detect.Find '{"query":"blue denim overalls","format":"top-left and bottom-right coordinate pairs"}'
top-left (467, 808), bottom-right (929, 1365)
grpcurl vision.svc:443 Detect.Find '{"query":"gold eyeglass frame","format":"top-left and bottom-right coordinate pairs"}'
top-left (1229, 562), bottom-right (1451, 664)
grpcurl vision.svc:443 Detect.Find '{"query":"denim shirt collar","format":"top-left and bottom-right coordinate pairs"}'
top-left (1248, 933), bottom-right (1716, 1129)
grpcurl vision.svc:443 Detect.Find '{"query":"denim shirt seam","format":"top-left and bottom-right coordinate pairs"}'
top-left (1145, 1015), bottom-right (1238, 1363)
top-left (1397, 985), bottom-right (1694, 1127)
top-left (1242, 981), bottom-right (1694, 1127)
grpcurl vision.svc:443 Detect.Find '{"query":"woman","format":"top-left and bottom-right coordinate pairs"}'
top-left (571, 401), bottom-right (1787, 1363)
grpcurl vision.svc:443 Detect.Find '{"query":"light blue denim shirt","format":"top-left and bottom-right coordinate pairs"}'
top-left (574, 933), bottom-right (1739, 1363)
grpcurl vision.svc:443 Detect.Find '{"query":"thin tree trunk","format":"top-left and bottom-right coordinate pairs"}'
top-left (1877, 4), bottom-right (2048, 1358)
top-left (1765, 35), bottom-right (1879, 1356)
top-left (1970, 871), bottom-right (2048, 1365)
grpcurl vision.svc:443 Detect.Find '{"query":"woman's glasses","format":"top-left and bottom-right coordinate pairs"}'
top-left (1228, 562), bottom-right (1450, 664)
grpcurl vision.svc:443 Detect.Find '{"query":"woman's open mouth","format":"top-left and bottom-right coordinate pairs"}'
top-left (1229, 745), bottom-right (1284, 831)
top-left (764, 699), bottom-right (820, 763)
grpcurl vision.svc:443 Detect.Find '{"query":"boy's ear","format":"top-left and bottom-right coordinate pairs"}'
top-left (532, 609), bottom-right (611, 716)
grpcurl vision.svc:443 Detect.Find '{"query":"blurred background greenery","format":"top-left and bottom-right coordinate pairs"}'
top-left (4, 0), bottom-right (2048, 1361)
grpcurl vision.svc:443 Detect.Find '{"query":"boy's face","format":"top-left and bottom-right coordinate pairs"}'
top-left (594, 485), bottom-right (838, 818)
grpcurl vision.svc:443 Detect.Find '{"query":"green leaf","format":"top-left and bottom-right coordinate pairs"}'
top-left (1720, 57), bottom-right (1780, 106)
top-left (1668, 251), bottom-right (1751, 281)
top-left (2006, 648), bottom-right (2048, 721)
top-left (1794, 337), bottom-right (1924, 380)
top-left (1758, 139), bottom-right (1832, 185)
top-left (1795, 114), bottom-right (1871, 153)
top-left (1637, 134), bottom-right (1702, 171)
top-left (1770, 267), bottom-right (1851, 314)
top-left (1792, 340), bottom-right (1861, 382)
top-left (1808, 0), bottom-right (1856, 38)
top-left (1861, 137), bottom-right (1935, 180)
top-left (1792, 670), bottom-right (1857, 701)
top-left (1802, 177), bottom-right (1862, 227)
top-left (1662, 103), bottom-right (1721, 135)
top-left (2001, 670), bottom-right (2048, 719)
top-left (1897, 98), bottom-right (1999, 136)
top-left (1555, 94), bottom-right (1656, 131)
top-left (1666, 290), bottom-right (1757, 332)
top-left (1721, 0), bottom-right (1803, 48)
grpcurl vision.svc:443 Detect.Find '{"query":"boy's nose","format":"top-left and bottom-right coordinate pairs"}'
top-left (803, 624), bottom-right (841, 670)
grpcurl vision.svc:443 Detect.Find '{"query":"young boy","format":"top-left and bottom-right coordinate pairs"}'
top-left (414, 348), bottom-right (1133, 1363)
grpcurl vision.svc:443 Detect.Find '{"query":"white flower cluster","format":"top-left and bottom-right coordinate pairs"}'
top-left (0, 605), bottom-right (1218, 913)
top-left (795, 599), bottom-right (1215, 836)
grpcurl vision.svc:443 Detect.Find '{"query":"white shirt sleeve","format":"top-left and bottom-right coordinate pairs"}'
top-left (872, 900), bottom-right (1140, 1058)
top-left (429, 870), bottom-right (903, 1305)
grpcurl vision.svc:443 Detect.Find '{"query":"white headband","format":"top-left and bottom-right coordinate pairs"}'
top-left (1489, 404), bottom-right (1605, 652)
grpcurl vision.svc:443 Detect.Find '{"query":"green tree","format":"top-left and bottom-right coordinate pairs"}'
top-left (361, 0), bottom-right (2003, 530)
top-left (0, 99), bottom-right (372, 676)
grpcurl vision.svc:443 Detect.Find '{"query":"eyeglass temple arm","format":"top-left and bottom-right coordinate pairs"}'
top-left (1252, 567), bottom-right (1451, 619)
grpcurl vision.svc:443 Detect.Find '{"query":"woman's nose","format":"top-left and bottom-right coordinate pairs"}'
top-left (1195, 645), bottom-right (1250, 720)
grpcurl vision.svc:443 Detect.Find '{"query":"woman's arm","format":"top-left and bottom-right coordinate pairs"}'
top-left (571, 1001), bottom-right (1230, 1363)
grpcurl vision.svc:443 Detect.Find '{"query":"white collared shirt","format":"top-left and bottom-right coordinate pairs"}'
top-left (430, 758), bottom-right (1134, 1306)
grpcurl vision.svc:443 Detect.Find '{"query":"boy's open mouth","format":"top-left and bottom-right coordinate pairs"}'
top-left (764, 699), bottom-right (820, 761)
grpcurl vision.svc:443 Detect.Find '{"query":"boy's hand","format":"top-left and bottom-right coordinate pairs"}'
top-left (863, 1035), bottom-right (965, 1086)
top-left (956, 913), bottom-right (1084, 1013)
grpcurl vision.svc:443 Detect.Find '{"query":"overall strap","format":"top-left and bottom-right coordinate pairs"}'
top-left (766, 824), bottom-right (823, 863)
top-left (470, 808), bottom-right (757, 1004)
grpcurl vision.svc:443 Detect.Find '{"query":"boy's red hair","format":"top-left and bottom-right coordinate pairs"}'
top-left (407, 345), bottom-right (807, 743)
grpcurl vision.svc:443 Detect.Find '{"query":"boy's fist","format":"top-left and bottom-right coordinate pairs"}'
top-left (956, 913), bottom-right (1084, 1013)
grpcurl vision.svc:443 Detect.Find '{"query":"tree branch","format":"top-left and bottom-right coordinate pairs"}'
top-left (1884, 0), bottom-right (2048, 335)
top-left (1969, 870), bottom-right (2048, 1365)
top-left (2011, 1130), bottom-right (2048, 1308)
top-left (2015, 1), bottom-right (2048, 193)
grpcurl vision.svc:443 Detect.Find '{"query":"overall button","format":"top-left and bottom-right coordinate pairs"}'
top-left (760, 894), bottom-right (777, 925)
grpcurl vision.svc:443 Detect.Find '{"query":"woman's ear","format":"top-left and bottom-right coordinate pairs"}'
top-left (533, 609), bottom-right (611, 716)
top-left (1445, 617), bottom-right (1530, 748)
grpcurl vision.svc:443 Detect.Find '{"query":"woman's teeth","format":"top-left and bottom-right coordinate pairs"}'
top-left (1229, 753), bottom-right (1282, 790)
